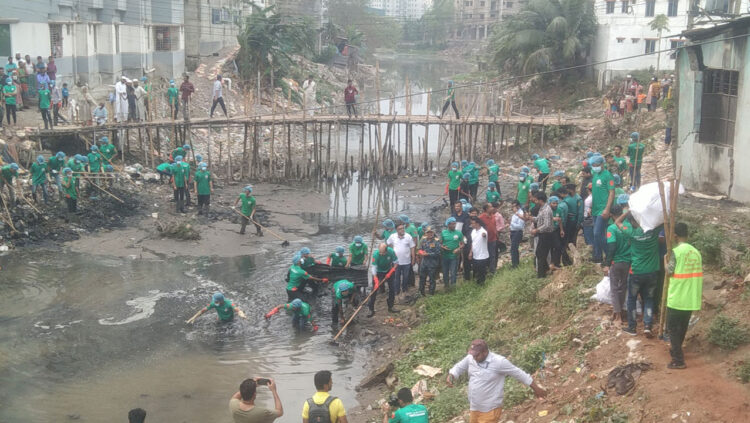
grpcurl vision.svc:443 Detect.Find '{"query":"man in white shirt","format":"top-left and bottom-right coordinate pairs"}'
top-left (387, 222), bottom-right (415, 299)
top-left (469, 216), bottom-right (490, 284)
top-left (447, 339), bottom-right (546, 423)
top-left (114, 76), bottom-right (128, 122)
top-left (210, 74), bottom-right (228, 118)
top-left (302, 75), bottom-right (316, 116)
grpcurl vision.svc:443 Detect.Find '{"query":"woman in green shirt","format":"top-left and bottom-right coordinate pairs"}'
top-left (61, 167), bottom-right (78, 212)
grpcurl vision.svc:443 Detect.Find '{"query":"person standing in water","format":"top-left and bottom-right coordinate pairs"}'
top-left (186, 292), bottom-right (247, 324)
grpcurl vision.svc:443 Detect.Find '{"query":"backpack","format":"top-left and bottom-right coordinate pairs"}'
top-left (307, 395), bottom-right (336, 423)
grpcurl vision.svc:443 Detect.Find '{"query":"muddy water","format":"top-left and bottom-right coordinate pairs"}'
top-left (0, 176), bottom-right (444, 423)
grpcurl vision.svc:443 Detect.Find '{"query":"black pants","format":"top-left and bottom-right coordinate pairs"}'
top-left (510, 230), bottom-right (523, 267)
top-left (128, 100), bottom-right (137, 121)
top-left (564, 220), bottom-right (578, 248)
top-left (185, 184), bottom-right (192, 205)
top-left (211, 97), bottom-right (227, 117)
top-left (559, 230), bottom-right (572, 266)
top-left (174, 187), bottom-right (186, 212)
top-left (472, 258), bottom-right (489, 284)
top-left (170, 102), bottom-right (179, 119)
top-left (66, 197), bottom-right (77, 212)
top-left (536, 232), bottom-right (555, 278)
top-left (346, 101), bottom-right (357, 117)
top-left (286, 288), bottom-right (301, 302)
top-left (538, 173), bottom-right (549, 192)
top-left (54, 103), bottom-right (68, 125)
top-left (368, 271), bottom-right (394, 312)
top-left (441, 99), bottom-right (459, 119)
top-left (449, 189), bottom-right (458, 208)
top-left (41, 108), bottom-right (52, 129)
top-left (5, 104), bottom-right (16, 124)
top-left (461, 242), bottom-right (472, 280)
top-left (551, 230), bottom-right (562, 267)
top-left (419, 265), bottom-right (438, 295)
top-left (667, 308), bottom-right (692, 365)
top-left (469, 183), bottom-right (478, 200)
top-left (239, 215), bottom-right (262, 235)
top-left (197, 194), bottom-right (210, 214)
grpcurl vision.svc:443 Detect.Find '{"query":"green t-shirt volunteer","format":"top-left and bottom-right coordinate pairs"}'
top-left (171, 162), bottom-right (187, 187)
top-left (87, 152), bottom-right (103, 172)
top-left (349, 242), bottom-right (368, 265)
top-left (448, 170), bottom-right (462, 190)
top-left (627, 142), bottom-right (645, 167)
top-left (38, 88), bottom-right (51, 109)
top-left (440, 229), bottom-right (462, 259)
top-left (372, 247), bottom-right (397, 273)
top-left (195, 170), bottom-right (211, 195)
top-left (333, 280), bottom-right (355, 301)
top-left (47, 156), bottom-right (64, 172)
top-left (284, 301), bottom-right (312, 320)
top-left (625, 226), bottom-right (661, 274)
top-left (517, 179), bottom-right (531, 205)
top-left (591, 169), bottom-right (615, 216)
top-left (534, 158), bottom-right (550, 174)
top-left (328, 253), bottom-right (347, 267)
top-left (287, 265), bottom-right (310, 290)
top-left (487, 164), bottom-right (499, 183)
top-left (389, 404), bottom-right (428, 423)
top-left (30, 162), bottom-right (47, 185)
top-left (100, 143), bottom-right (117, 162)
top-left (606, 220), bottom-right (632, 263)
top-left (206, 300), bottom-right (235, 321)
top-left (4, 84), bottom-right (17, 105)
top-left (63, 176), bottom-right (77, 199)
top-left (239, 192), bottom-right (256, 216)
top-left (486, 190), bottom-right (500, 203)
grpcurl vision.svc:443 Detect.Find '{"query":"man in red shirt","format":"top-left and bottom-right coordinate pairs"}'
top-left (344, 79), bottom-right (358, 117)
top-left (479, 203), bottom-right (499, 274)
top-left (179, 74), bottom-right (195, 121)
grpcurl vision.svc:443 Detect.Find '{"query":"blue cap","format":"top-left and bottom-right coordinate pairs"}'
top-left (291, 298), bottom-right (303, 309)
top-left (212, 292), bottom-right (225, 303)
top-left (36, 155), bottom-right (44, 163)
top-left (383, 219), bottom-right (394, 229)
top-left (10, 163), bottom-right (19, 170)
top-left (462, 203), bottom-right (472, 212)
top-left (459, 199), bottom-right (467, 204)
top-left (63, 167), bottom-right (72, 174)
top-left (80, 157), bottom-right (89, 163)
top-left (586, 151), bottom-right (594, 158)
top-left (420, 222), bottom-right (428, 229)
top-left (532, 153), bottom-right (540, 160)
top-left (462, 173), bottom-right (470, 180)
top-left (169, 79), bottom-right (175, 84)
top-left (445, 217), bottom-right (456, 225)
top-left (630, 132), bottom-right (639, 140)
top-left (140, 76), bottom-right (147, 81)
top-left (353, 235), bottom-right (363, 244)
top-left (244, 185), bottom-right (252, 192)
top-left (91, 145), bottom-right (98, 151)
top-left (486, 159), bottom-right (495, 166)
top-left (56, 151), bottom-right (65, 158)
top-left (613, 174), bottom-right (622, 186)
top-left (183, 144), bottom-right (190, 150)
top-left (590, 155), bottom-right (605, 166)
top-left (548, 196), bottom-right (560, 204)
top-left (100, 136), bottom-right (109, 143)
top-left (292, 252), bottom-right (302, 264)
top-left (461, 160), bottom-right (468, 167)
top-left (451, 162), bottom-right (458, 168)
top-left (554, 170), bottom-right (565, 177)
top-left (5, 77), bottom-right (11, 84)
top-left (488, 181), bottom-right (496, 188)
top-left (617, 193), bottom-right (630, 205)
top-left (530, 182), bottom-right (539, 191)
top-left (521, 166), bottom-right (530, 173)
top-left (195, 154), bottom-right (203, 162)
top-left (105, 165), bottom-right (114, 172)
top-left (300, 247), bottom-right (311, 255)
top-left (199, 163), bottom-right (208, 169)
top-left (74, 154), bottom-right (82, 161)
top-left (469, 161), bottom-right (476, 166)
top-left (175, 155), bottom-right (183, 162)
top-left (335, 246), bottom-right (345, 255)
top-left (519, 172), bottom-right (528, 178)
top-left (398, 214), bottom-right (410, 224)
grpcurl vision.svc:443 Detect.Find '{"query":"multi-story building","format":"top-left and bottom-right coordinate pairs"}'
top-left (454, 0), bottom-right (526, 40)
top-left (0, 0), bottom-right (244, 88)
top-left (592, 0), bottom-right (749, 89)
top-left (369, 0), bottom-right (432, 20)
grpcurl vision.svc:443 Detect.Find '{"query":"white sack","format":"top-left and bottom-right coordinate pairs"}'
top-left (628, 181), bottom-right (685, 232)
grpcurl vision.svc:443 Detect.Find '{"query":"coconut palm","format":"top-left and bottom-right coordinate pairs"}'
top-left (488, 0), bottom-right (597, 74)
top-left (649, 14), bottom-right (670, 73)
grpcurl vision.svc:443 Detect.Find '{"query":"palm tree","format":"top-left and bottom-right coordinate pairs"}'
top-left (649, 14), bottom-right (670, 74)
top-left (488, 0), bottom-right (597, 74)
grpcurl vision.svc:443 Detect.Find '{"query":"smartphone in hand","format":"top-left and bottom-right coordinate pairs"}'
top-left (256, 378), bottom-right (270, 386)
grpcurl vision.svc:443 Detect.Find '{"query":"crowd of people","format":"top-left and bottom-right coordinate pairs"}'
top-left (604, 73), bottom-right (674, 118)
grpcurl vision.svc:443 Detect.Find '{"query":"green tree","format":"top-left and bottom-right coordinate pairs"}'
top-left (649, 14), bottom-right (670, 74)
top-left (326, 0), bottom-right (401, 49)
top-left (422, 0), bottom-right (454, 45)
top-left (236, 6), bottom-right (315, 87)
top-left (488, 0), bottom-right (597, 74)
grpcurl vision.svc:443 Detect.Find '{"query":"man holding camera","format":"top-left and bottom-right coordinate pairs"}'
top-left (229, 377), bottom-right (284, 423)
top-left (381, 388), bottom-right (428, 423)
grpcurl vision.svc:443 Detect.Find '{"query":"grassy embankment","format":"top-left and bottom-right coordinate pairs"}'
top-left (393, 259), bottom-right (601, 421)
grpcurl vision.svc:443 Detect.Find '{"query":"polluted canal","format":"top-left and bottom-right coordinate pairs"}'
top-left (0, 175), bottom-right (446, 423)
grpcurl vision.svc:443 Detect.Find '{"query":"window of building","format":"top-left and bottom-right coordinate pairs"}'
top-left (616, 37), bottom-right (625, 43)
top-left (645, 0), bottom-right (655, 16)
top-left (0, 24), bottom-right (10, 58)
top-left (505, 1), bottom-right (513, 7)
top-left (479, 13), bottom-right (484, 19)
top-left (50, 24), bottom-right (63, 58)
top-left (667, 0), bottom-right (678, 16)
top-left (606, 1), bottom-right (615, 14)
top-left (155, 26), bottom-right (179, 51)
top-left (92, 24), bottom-right (98, 53)
top-left (490, 12), bottom-right (497, 17)
top-left (700, 68), bottom-right (739, 146)
top-left (212, 8), bottom-right (222, 24)
top-left (631, 37), bottom-right (640, 43)
top-left (644, 39), bottom-right (656, 53)
top-left (480, 1), bottom-right (485, 6)
top-left (491, 0), bottom-right (497, 10)
top-left (621, 1), bottom-right (629, 12)
top-left (669, 40), bottom-right (684, 59)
